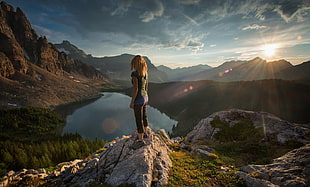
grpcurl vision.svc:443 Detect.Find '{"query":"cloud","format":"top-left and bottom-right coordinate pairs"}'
top-left (163, 36), bottom-right (204, 52)
top-left (242, 24), bottom-right (267, 31)
top-left (111, 0), bottom-right (133, 16)
top-left (178, 0), bottom-right (201, 5)
top-left (275, 0), bottom-right (310, 22)
top-left (12, 0), bottom-right (310, 61)
top-left (32, 24), bottom-right (71, 43)
top-left (187, 40), bottom-right (204, 51)
top-left (138, 0), bottom-right (164, 22)
top-left (205, 0), bottom-right (271, 21)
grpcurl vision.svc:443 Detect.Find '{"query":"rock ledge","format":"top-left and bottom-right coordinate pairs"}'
top-left (0, 129), bottom-right (172, 187)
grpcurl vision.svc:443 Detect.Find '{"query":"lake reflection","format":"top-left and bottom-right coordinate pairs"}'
top-left (62, 92), bottom-right (177, 141)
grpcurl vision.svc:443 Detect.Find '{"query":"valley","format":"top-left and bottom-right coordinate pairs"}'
top-left (123, 79), bottom-right (310, 136)
top-left (0, 1), bottom-right (310, 186)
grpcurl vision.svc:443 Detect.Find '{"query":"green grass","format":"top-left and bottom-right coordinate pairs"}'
top-left (206, 116), bottom-right (304, 166)
top-left (165, 151), bottom-right (245, 187)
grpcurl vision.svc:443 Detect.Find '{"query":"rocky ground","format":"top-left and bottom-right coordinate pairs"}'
top-left (185, 109), bottom-right (310, 187)
top-left (238, 144), bottom-right (310, 187)
top-left (186, 109), bottom-right (310, 144)
top-left (1, 109), bottom-right (309, 187)
top-left (0, 129), bottom-right (173, 187)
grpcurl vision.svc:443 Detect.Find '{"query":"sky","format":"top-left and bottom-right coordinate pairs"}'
top-left (6, 0), bottom-right (310, 68)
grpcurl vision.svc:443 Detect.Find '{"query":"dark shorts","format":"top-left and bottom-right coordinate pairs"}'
top-left (134, 96), bottom-right (148, 105)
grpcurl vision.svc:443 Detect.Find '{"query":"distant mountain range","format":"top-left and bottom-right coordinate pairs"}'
top-left (1, 1), bottom-right (309, 109)
top-left (189, 57), bottom-right (310, 81)
top-left (157, 64), bottom-right (212, 81)
top-left (141, 79), bottom-right (310, 136)
top-left (55, 41), bottom-right (167, 83)
top-left (275, 60), bottom-right (310, 80)
top-left (0, 2), bottom-right (109, 108)
top-left (55, 41), bottom-right (310, 83)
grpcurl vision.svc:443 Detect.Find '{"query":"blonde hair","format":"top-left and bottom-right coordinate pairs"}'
top-left (131, 55), bottom-right (148, 77)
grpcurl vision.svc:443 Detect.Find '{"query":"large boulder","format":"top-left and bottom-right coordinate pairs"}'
top-left (98, 129), bottom-right (172, 187)
top-left (186, 109), bottom-right (310, 144)
top-left (53, 129), bottom-right (172, 187)
top-left (237, 143), bottom-right (310, 187)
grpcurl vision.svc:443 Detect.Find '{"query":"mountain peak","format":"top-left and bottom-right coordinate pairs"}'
top-left (0, 1), bottom-right (12, 12)
top-left (249, 57), bottom-right (266, 63)
top-left (0, 1), bottom-right (108, 107)
top-left (62, 40), bottom-right (71, 45)
top-left (55, 41), bottom-right (89, 58)
top-left (60, 40), bottom-right (76, 48)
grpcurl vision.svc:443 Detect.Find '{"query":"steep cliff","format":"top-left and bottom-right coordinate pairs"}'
top-left (0, 1), bottom-right (109, 108)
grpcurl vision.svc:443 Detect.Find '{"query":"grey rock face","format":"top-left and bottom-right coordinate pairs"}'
top-left (238, 144), bottom-right (310, 187)
top-left (98, 129), bottom-right (172, 187)
top-left (186, 109), bottom-right (310, 144)
top-left (52, 129), bottom-right (172, 187)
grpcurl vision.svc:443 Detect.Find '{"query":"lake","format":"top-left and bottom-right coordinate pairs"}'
top-left (60, 92), bottom-right (177, 141)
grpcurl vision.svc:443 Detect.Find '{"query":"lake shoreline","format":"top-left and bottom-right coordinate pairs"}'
top-left (52, 93), bottom-right (104, 117)
top-left (59, 92), bottom-right (177, 141)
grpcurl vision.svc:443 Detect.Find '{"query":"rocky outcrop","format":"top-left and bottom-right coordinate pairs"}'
top-left (0, 168), bottom-right (48, 187)
top-left (0, 1), bottom-right (109, 108)
top-left (0, 52), bottom-right (14, 77)
top-left (185, 109), bottom-right (310, 186)
top-left (98, 129), bottom-right (172, 187)
top-left (0, 1), bottom-right (105, 79)
top-left (237, 143), bottom-right (310, 187)
top-left (186, 109), bottom-right (310, 144)
top-left (1, 129), bottom-right (172, 187)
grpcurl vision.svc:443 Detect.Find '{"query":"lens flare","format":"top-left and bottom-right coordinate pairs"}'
top-left (218, 68), bottom-right (232, 77)
top-left (262, 116), bottom-right (267, 140)
top-left (102, 118), bottom-right (119, 134)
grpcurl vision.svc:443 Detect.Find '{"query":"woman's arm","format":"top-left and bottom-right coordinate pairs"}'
top-left (130, 76), bottom-right (138, 108)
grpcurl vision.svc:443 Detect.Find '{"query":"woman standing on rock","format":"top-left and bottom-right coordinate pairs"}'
top-left (130, 55), bottom-right (149, 149)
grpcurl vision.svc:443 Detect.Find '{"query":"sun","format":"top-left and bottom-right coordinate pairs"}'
top-left (262, 44), bottom-right (277, 57)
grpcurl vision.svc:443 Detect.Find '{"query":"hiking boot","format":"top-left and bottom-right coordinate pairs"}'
top-left (131, 140), bottom-right (146, 150)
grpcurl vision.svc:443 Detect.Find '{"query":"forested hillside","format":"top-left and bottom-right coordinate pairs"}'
top-left (0, 107), bottom-right (106, 177)
top-left (126, 79), bottom-right (310, 136)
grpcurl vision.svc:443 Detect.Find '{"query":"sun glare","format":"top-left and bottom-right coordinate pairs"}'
top-left (263, 44), bottom-right (277, 57)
